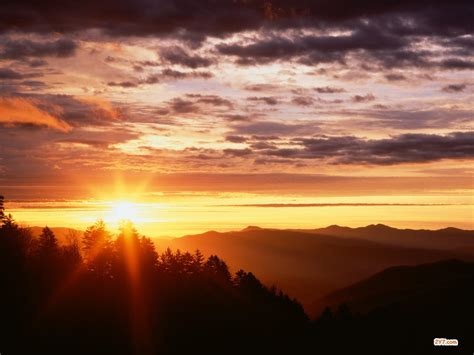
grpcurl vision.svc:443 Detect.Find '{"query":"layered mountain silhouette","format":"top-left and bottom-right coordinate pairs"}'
top-left (157, 226), bottom-right (474, 309)
top-left (314, 258), bottom-right (474, 316)
top-left (295, 224), bottom-right (474, 250)
top-left (25, 224), bottom-right (474, 313)
top-left (0, 219), bottom-right (308, 355)
top-left (29, 226), bottom-right (83, 241)
top-left (311, 259), bottom-right (474, 355)
top-left (3, 213), bottom-right (474, 354)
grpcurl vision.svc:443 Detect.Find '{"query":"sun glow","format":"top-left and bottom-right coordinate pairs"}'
top-left (109, 201), bottom-right (140, 224)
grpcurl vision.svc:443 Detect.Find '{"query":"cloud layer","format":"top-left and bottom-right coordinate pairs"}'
top-left (0, 0), bottom-right (472, 196)
top-left (0, 97), bottom-right (71, 131)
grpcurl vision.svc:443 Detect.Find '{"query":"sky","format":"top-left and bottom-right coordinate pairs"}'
top-left (0, 0), bottom-right (473, 235)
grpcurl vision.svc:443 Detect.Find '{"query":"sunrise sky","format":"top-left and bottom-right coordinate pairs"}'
top-left (0, 1), bottom-right (473, 235)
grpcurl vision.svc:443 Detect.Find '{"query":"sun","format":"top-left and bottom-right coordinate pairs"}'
top-left (109, 201), bottom-right (139, 224)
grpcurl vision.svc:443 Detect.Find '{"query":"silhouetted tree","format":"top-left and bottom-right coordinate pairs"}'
top-left (62, 237), bottom-right (83, 272)
top-left (0, 213), bottom-right (31, 265)
top-left (82, 219), bottom-right (111, 256)
top-left (159, 247), bottom-right (181, 275)
top-left (0, 208), bottom-right (32, 291)
top-left (204, 255), bottom-right (232, 284)
top-left (82, 220), bottom-right (114, 278)
top-left (30, 227), bottom-right (63, 299)
top-left (7, 209), bottom-right (439, 355)
top-left (114, 220), bottom-right (143, 277)
top-left (0, 195), bottom-right (4, 222)
top-left (139, 236), bottom-right (159, 271)
top-left (38, 226), bottom-right (58, 252)
top-left (234, 269), bottom-right (268, 298)
top-left (335, 303), bottom-right (353, 321)
top-left (318, 307), bottom-right (334, 324)
top-left (192, 249), bottom-right (204, 271)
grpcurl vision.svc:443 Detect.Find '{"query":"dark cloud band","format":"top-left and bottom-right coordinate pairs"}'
top-left (224, 131), bottom-right (474, 165)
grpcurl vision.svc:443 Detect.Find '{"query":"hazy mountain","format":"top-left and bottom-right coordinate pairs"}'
top-left (311, 259), bottom-right (474, 354)
top-left (293, 224), bottom-right (474, 250)
top-left (313, 258), bottom-right (474, 317)
top-left (157, 227), bottom-right (473, 309)
top-left (28, 226), bottom-right (83, 244)
top-left (25, 223), bottom-right (474, 313)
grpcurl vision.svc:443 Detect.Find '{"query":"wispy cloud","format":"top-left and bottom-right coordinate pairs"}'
top-left (0, 97), bottom-right (71, 131)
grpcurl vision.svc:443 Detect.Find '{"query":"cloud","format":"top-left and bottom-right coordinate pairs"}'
top-left (222, 203), bottom-right (458, 208)
top-left (384, 73), bottom-right (407, 81)
top-left (164, 93), bottom-right (233, 115)
top-left (351, 93), bottom-right (376, 103)
top-left (186, 94), bottom-right (233, 108)
top-left (0, 0), bottom-right (472, 189)
top-left (160, 46), bottom-right (214, 68)
top-left (366, 48), bottom-right (430, 69)
top-left (345, 107), bottom-right (473, 129)
top-left (223, 148), bottom-right (253, 157)
top-left (225, 135), bottom-right (247, 143)
top-left (56, 127), bottom-right (140, 148)
top-left (313, 86), bottom-right (346, 94)
top-left (0, 94), bottom-right (123, 127)
top-left (28, 59), bottom-right (48, 67)
top-left (347, 132), bottom-right (474, 164)
top-left (159, 68), bottom-right (213, 80)
top-left (168, 97), bottom-right (198, 114)
top-left (249, 141), bottom-right (277, 150)
top-left (0, 97), bottom-right (71, 131)
top-left (75, 97), bottom-right (121, 122)
top-left (0, 2), bottom-right (471, 75)
top-left (212, 14), bottom-right (471, 71)
top-left (0, 0), bottom-right (471, 40)
top-left (20, 80), bottom-right (47, 88)
top-left (218, 27), bottom-right (407, 66)
top-left (247, 96), bottom-right (279, 105)
top-left (106, 69), bottom-right (214, 89)
top-left (0, 68), bottom-right (42, 80)
top-left (291, 96), bottom-right (314, 106)
top-left (440, 58), bottom-right (474, 69)
top-left (441, 83), bottom-right (467, 92)
top-left (258, 132), bottom-right (474, 165)
top-left (231, 121), bottom-right (317, 136)
top-left (107, 81), bottom-right (139, 88)
top-left (0, 1), bottom-right (470, 76)
top-left (0, 38), bottom-right (77, 59)
top-left (221, 114), bottom-right (253, 122)
top-left (244, 83), bottom-right (281, 92)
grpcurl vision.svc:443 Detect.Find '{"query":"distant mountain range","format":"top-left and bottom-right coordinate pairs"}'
top-left (27, 224), bottom-right (474, 314)
top-left (28, 226), bottom-right (83, 241)
top-left (156, 225), bottom-right (474, 310)
top-left (292, 224), bottom-right (474, 251)
top-left (313, 258), bottom-right (474, 317)
top-left (311, 259), bottom-right (474, 354)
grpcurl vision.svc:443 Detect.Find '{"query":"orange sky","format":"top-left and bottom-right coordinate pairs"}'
top-left (0, 1), bottom-right (473, 234)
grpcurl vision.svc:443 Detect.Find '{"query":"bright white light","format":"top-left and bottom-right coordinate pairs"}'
top-left (109, 202), bottom-right (139, 223)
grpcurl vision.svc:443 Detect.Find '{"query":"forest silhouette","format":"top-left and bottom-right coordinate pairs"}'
top-left (0, 195), bottom-right (473, 355)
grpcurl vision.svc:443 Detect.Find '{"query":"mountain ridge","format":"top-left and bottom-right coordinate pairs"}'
top-left (159, 226), bottom-right (474, 310)
top-left (312, 258), bottom-right (474, 316)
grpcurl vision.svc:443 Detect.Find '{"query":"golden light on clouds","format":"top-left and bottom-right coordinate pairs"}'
top-left (0, 97), bottom-right (71, 132)
top-left (0, 0), bottom-right (472, 235)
